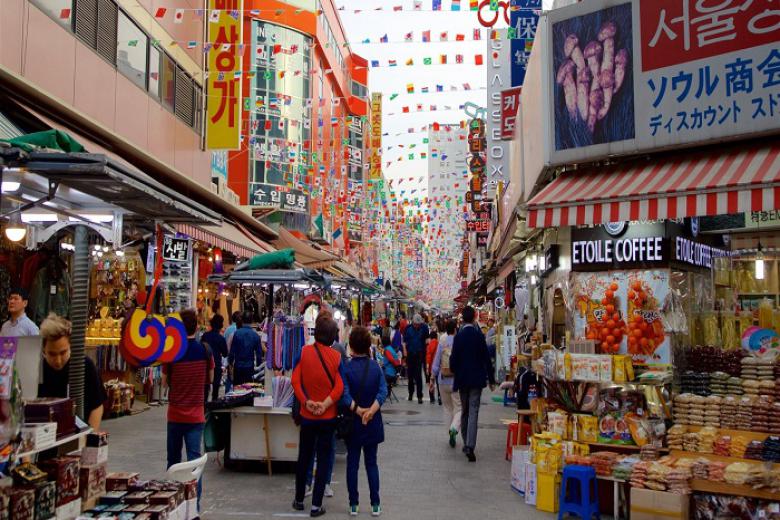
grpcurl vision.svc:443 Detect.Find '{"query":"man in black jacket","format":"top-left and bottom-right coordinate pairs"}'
top-left (450, 306), bottom-right (496, 462)
top-left (403, 314), bottom-right (429, 403)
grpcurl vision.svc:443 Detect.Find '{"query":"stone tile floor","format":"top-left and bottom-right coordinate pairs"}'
top-left (104, 391), bottom-right (554, 519)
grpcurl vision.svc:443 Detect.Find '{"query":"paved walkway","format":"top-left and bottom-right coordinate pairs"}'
top-left (103, 391), bottom-right (551, 519)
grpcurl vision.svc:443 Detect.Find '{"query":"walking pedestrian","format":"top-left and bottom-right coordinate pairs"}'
top-left (291, 313), bottom-right (344, 517)
top-left (425, 330), bottom-right (441, 404)
top-left (450, 306), bottom-right (496, 462)
top-left (163, 308), bottom-right (214, 505)
top-left (201, 314), bottom-right (228, 401)
top-left (341, 326), bottom-right (387, 517)
top-left (403, 314), bottom-right (429, 403)
top-left (228, 311), bottom-right (262, 386)
top-left (431, 320), bottom-right (461, 448)
top-left (223, 311), bottom-right (242, 394)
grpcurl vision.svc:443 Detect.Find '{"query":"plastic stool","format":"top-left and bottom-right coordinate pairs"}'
top-left (558, 465), bottom-right (599, 520)
top-left (519, 422), bottom-right (532, 446)
top-left (505, 423), bottom-right (519, 460)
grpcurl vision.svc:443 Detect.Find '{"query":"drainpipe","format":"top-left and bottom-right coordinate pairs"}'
top-left (69, 225), bottom-right (89, 419)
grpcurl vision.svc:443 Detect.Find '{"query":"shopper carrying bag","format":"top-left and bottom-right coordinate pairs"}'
top-left (340, 326), bottom-right (388, 517)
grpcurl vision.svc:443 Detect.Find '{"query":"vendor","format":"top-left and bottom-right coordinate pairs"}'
top-left (0, 288), bottom-right (39, 337)
top-left (38, 313), bottom-right (107, 430)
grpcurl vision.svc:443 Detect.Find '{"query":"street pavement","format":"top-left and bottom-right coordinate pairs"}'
top-left (103, 390), bottom-right (553, 519)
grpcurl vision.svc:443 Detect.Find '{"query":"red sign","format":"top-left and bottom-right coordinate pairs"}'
top-left (640, 0), bottom-right (780, 72)
top-left (500, 87), bottom-right (522, 140)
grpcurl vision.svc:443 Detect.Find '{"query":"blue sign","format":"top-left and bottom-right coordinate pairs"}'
top-left (210, 151), bottom-right (228, 179)
top-left (510, 0), bottom-right (540, 87)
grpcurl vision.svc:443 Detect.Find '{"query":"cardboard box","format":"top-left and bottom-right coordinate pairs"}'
top-left (524, 463), bottom-right (537, 506)
top-left (630, 488), bottom-right (689, 520)
top-left (510, 446), bottom-right (529, 494)
top-left (80, 446), bottom-right (108, 466)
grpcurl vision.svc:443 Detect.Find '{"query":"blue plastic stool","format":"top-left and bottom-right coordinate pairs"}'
top-left (558, 465), bottom-right (600, 520)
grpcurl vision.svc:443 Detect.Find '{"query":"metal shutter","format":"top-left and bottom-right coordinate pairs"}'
top-left (174, 67), bottom-right (194, 126)
top-left (74, 0), bottom-right (98, 50)
top-left (96, 0), bottom-right (117, 65)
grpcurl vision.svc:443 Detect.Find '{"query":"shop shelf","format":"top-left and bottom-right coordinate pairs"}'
top-left (689, 479), bottom-right (780, 501)
top-left (585, 442), bottom-right (669, 452)
top-left (682, 425), bottom-right (776, 444)
top-left (670, 449), bottom-right (780, 468)
top-left (16, 427), bottom-right (92, 460)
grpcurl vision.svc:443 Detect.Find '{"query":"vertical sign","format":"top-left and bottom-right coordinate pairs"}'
top-left (369, 93), bottom-right (382, 180)
top-left (500, 87), bottom-right (522, 140)
top-left (487, 28), bottom-right (511, 196)
top-left (510, 0), bottom-right (540, 87)
top-left (207, 0), bottom-right (243, 150)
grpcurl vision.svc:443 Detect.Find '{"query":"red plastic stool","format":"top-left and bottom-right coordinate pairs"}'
top-left (519, 422), bottom-right (532, 446)
top-left (506, 423), bottom-right (519, 460)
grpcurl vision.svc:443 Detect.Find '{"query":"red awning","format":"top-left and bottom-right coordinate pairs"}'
top-left (177, 222), bottom-right (274, 259)
top-left (525, 139), bottom-right (780, 229)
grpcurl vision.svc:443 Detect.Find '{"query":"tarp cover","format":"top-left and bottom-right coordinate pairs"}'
top-left (1, 129), bottom-right (85, 153)
top-left (236, 248), bottom-right (296, 271)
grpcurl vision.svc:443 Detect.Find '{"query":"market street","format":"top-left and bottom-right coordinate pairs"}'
top-left (104, 394), bottom-right (549, 520)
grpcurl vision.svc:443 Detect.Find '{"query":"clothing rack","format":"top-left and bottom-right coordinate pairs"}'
top-left (265, 315), bottom-right (308, 371)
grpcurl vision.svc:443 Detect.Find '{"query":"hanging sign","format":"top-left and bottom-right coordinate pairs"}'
top-left (500, 87), bottom-right (522, 139)
top-left (250, 183), bottom-right (310, 214)
top-left (162, 237), bottom-right (191, 262)
top-left (206, 0), bottom-right (243, 150)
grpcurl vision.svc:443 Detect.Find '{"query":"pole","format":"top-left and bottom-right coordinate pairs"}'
top-left (69, 225), bottom-right (89, 419)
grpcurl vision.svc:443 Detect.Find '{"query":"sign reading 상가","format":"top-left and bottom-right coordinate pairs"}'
top-left (545, 0), bottom-right (780, 167)
top-left (249, 183), bottom-right (310, 214)
top-left (206, 0), bottom-right (243, 150)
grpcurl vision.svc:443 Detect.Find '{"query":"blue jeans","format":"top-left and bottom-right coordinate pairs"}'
top-left (167, 422), bottom-right (205, 505)
top-left (306, 431), bottom-right (336, 486)
top-left (346, 442), bottom-right (380, 507)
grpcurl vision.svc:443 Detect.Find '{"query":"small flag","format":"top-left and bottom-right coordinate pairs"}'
top-left (393, 5), bottom-right (403, 11)
top-left (474, 54), bottom-right (483, 65)
top-left (389, 93), bottom-right (399, 100)
top-left (186, 41), bottom-right (197, 49)
top-left (402, 106), bottom-right (410, 113)
top-left (405, 32), bottom-right (413, 42)
top-left (154, 7), bottom-right (167, 18)
top-left (389, 59), bottom-right (397, 66)
top-left (407, 83), bottom-right (415, 93)
top-left (405, 58), bottom-right (414, 65)
top-left (473, 28), bottom-right (482, 40)
top-left (59, 8), bottom-right (71, 19)
top-left (380, 34), bottom-right (388, 43)
top-left (127, 40), bottom-right (138, 47)
top-left (414, 0), bottom-right (423, 10)
top-left (451, 0), bottom-right (461, 10)
top-left (209, 10), bottom-right (220, 23)
top-left (423, 57), bottom-right (432, 65)
top-left (440, 31), bottom-right (448, 41)
top-left (174, 9), bottom-right (184, 23)
top-left (278, 119), bottom-right (285, 130)
top-left (470, 0), bottom-right (479, 10)
top-left (436, 84), bottom-right (444, 92)
top-left (463, 83), bottom-right (471, 90)
top-left (421, 86), bottom-right (429, 93)
top-left (439, 55), bottom-right (447, 64)
top-left (456, 54), bottom-right (463, 64)
top-left (265, 120), bottom-right (272, 131)
top-left (433, 0), bottom-right (441, 10)
top-left (331, 117), bottom-right (339, 126)
top-left (422, 30), bottom-right (431, 42)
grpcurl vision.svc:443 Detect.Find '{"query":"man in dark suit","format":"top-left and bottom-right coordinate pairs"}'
top-left (450, 306), bottom-right (496, 462)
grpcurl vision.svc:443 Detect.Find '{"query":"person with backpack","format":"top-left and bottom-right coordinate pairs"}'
top-left (431, 319), bottom-right (461, 448)
top-left (403, 314), bottom-right (429, 403)
top-left (340, 326), bottom-right (387, 517)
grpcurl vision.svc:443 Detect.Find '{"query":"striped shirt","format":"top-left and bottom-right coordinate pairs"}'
top-left (166, 338), bottom-right (214, 424)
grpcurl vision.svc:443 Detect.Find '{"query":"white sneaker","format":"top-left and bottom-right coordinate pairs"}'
top-left (304, 485), bottom-right (313, 497)
top-left (324, 484), bottom-right (334, 498)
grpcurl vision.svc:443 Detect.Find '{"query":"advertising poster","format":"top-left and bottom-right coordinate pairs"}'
top-left (206, 0), bottom-right (243, 150)
top-left (572, 270), bottom-right (670, 365)
top-left (544, 0), bottom-right (780, 166)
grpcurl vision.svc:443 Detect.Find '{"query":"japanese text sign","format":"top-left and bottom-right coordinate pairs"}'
top-left (544, 0), bottom-right (780, 167)
top-left (249, 183), bottom-right (310, 214)
top-left (207, 0), bottom-right (243, 150)
top-left (500, 87), bottom-right (522, 139)
top-left (162, 237), bottom-right (191, 262)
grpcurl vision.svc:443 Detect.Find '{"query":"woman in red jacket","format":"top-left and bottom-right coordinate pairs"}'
top-left (291, 312), bottom-right (344, 517)
top-left (425, 330), bottom-right (441, 405)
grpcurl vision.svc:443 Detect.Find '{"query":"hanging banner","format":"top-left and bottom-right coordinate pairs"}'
top-left (545, 0), bottom-right (780, 167)
top-left (369, 93), bottom-right (383, 180)
top-left (510, 0), bottom-right (540, 87)
top-left (206, 0), bottom-right (243, 150)
top-left (500, 87), bottom-right (522, 139)
top-left (487, 28), bottom-right (511, 195)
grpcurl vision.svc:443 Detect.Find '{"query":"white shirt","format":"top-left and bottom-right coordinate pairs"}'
top-left (0, 314), bottom-right (39, 337)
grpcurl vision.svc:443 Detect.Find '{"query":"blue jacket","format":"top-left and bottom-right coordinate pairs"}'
top-left (450, 324), bottom-right (496, 392)
top-left (340, 356), bottom-right (387, 446)
top-left (403, 324), bottom-right (429, 355)
top-left (228, 326), bottom-right (262, 370)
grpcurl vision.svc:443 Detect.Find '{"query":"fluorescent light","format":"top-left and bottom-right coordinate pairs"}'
top-left (1, 181), bottom-right (20, 193)
top-left (21, 213), bottom-right (58, 223)
top-left (69, 214), bottom-right (113, 223)
top-left (756, 258), bottom-right (765, 280)
top-left (293, 283), bottom-right (309, 290)
top-left (538, 255), bottom-right (546, 272)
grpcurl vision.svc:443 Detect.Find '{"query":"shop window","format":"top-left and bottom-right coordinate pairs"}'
top-left (160, 53), bottom-right (176, 112)
top-left (148, 45), bottom-right (160, 98)
top-left (30, 0), bottom-right (73, 30)
top-left (117, 11), bottom-right (147, 90)
top-left (174, 66), bottom-right (194, 126)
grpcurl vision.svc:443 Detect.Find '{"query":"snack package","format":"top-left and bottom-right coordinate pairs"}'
top-left (626, 412), bottom-right (651, 447)
top-left (582, 281), bottom-right (626, 354)
top-left (598, 356), bottom-right (612, 382)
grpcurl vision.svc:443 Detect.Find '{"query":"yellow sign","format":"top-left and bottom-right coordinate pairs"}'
top-left (206, 0), bottom-right (243, 150)
top-left (369, 93), bottom-right (382, 180)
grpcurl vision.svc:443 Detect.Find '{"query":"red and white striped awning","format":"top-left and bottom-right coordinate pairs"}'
top-left (525, 140), bottom-right (780, 229)
top-left (176, 222), bottom-right (275, 259)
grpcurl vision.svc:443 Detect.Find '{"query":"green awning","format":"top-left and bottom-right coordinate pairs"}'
top-left (1, 129), bottom-right (85, 153)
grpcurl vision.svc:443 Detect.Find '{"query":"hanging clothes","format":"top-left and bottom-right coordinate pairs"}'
top-left (265, 317), bottom-right (307, 371)
top-left (30, 260), bottom-right (71, 323)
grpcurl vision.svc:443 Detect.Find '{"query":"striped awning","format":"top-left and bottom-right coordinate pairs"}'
top-left (176, 222), bottom-right (274, 259)
top-left (525, 140), bottom-right (780, 229)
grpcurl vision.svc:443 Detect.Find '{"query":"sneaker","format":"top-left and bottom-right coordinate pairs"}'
top-left (407, 396), bottom-right (413, 401)
top-left (462, 446), bottom-right (468, 454)
top-left (418, 399), bottom-right (423, 404)
top-left (466, 449), bottom-right (476, 462)
top-left (310, 507), bottom-right (326, 517)
top-left (305, 485), bottom-right (313, 497)
top-left (349, 505), bottom-right (359, 516)
top-left (292, 500), bottom-right (304, 511)
top-left (324, 484), bottom-right (334, 498)
top-left (449, 429), bottom-right (457, 448)
top-left (371, 505), bottom-right (382, 517)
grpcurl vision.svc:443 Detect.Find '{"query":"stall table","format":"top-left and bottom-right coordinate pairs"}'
top-left (212, 406), bottom-right (297, 475)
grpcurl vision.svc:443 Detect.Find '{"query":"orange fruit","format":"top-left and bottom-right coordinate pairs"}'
top-left (610, 282), bottom-right (619, 292)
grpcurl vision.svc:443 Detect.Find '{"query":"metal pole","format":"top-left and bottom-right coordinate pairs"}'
top-left (69, 225), bottom-right (89, 419)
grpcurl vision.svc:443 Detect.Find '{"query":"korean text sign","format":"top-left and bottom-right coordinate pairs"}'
top-left (207, 0), bottom-right (243, 150)
top-left (544, 0), bottom-right (780, 167)
top-left (249, 183), bottom-right (310, 214)
top-left (370, 94), bottom-right (383, 180)
top-left (501, 87), bottom-right (522, 139)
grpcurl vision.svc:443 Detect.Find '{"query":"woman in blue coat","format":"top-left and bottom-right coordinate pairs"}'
top-left (341, 326), bottom-right (388, 517)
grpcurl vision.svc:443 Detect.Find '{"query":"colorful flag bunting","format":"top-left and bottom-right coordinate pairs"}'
top-left (439, 55), bottom-right (447, 64)
top-left (473, 28), bottom-right (482, 40)
top-left (59, 8), bottom-right (71, 18)
top-left (380, 34), bottom-right (388, 43)
top-left (432, 0), bottom-right (441, 10)
top-left (440, 31), bottom-right (448, 41)
top-left (405, 32), bottom-right (413, 42)
top-left (451, 0), bottom-right (461, 10)
top-left (154, 7), bottom-right (167, 18)
top-left (422, 30), bottom-right (431, 42)
top-left (405, 58), bottom-right (414, 65)
top-left (174, 9), bottom-right (184, 23)
top-left (423, 57), bottom-right (432, 65)
top-left (474, 54), bottom-right (483, 65)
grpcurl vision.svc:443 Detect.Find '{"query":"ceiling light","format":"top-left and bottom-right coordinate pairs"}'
top-left (756, 242), bottom-right (765, 280)
top-left (69, 214), bottom-right (113, 223)
top-left (4, 213), bottom-right (26, 242)
top-left (21, 213), bottom-right (58, 223)
top-left (1, 181), bottom-right (20, 193)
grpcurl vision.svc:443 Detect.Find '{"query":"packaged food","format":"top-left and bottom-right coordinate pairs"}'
top-left (626, 412), bottom-right (651, 447)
